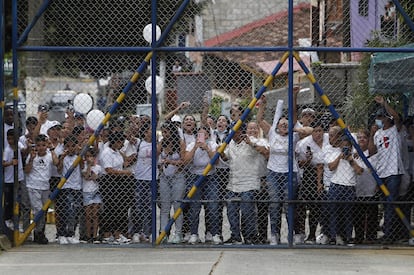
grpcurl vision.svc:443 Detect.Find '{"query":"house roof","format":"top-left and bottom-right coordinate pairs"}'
top-left (203, 2), bottom-right (311, 74)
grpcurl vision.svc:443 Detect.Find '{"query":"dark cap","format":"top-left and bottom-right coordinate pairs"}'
top-left (375, 108), bottom-right (393, 120)
top-left (74, 112), bottom-right (85, 119)
top-left (38, 104), bottom-right (49, 112)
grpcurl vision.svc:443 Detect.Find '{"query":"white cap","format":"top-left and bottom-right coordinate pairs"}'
top-left (171, 114), bottom-right (182, 123)
top-left (301, 108), bottom-right (316, 116)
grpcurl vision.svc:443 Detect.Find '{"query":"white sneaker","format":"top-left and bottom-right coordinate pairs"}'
top-left (102, 236), bottom-right (115, 244)
top-left (169, 234), bottom-right (183, 244)
top-left (212, 234), bottom-right (222, 245)
top-left (270, 234), bottom-right (280, 245)
top-left (205, 231), bottom-right (213, 242)
top-left (139, 233), bottom-right (150, 243)
top-left (67, 236), bottom-right (80, 244)
top-left (409, 238), bottom-right (414, 246)
top-left (58, 236), bottom-right (69, 245)
top-left (336, 236), bottom-right (344, 246)
top-left (183, 232), bottom-right (191, 242)
top-left (117, 234), bottom-right (131, 244)
top-left (316, 233), bottom-right (329, 245)
top-left (132, 233), bottom-right (141, 243)
top-left (293, 233), bottom-right (305, 244)
top-left (5, 219), bottom-right (14, 230)
top-left (188, 234), bottom-right (200, 244)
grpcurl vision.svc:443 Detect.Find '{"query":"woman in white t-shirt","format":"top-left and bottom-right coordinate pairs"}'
top-left (326, 134), bottom-right (363, 245)
top-left (184, 126), bottom-right (220, 244)
top-left (257, 88), bottom-right (311, 245)
top-left (158, 122), bottom-right (186, 243)
top-left (130, 122), bottom-right (160, 242)
top-left (100, 131), bottom-right (133, 244)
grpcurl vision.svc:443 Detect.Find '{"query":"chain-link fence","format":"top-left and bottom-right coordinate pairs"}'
top-left (2, 0), bottom-right (414, 248)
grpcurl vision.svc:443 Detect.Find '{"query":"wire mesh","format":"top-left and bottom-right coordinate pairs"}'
top-left (2, 0), bottom-right (414, 247)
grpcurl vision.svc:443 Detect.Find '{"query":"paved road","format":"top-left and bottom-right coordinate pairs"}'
top-left (1, 244), bottom-right (414, 275)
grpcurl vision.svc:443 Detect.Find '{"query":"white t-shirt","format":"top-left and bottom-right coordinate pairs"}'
top-left (211, 129), bottom-right (229, 169)
top-left (373, 125), bottom-right (404, 178)
top-left (159, 151), bottom-right (181, 177)
top-left (134, 139), bottom-right (158, 181)
top-left (355, 150), bottom-right (377, 197)
top-left (25, 152), bottom-right (54, 190)
top-left (98, 141), bottom-right (110, 165)
top-left (225, 140), bottom-right (262, 192)
top-left (3, 145), bottom-right (24, 182)
top-left (322, 144), bottom-right (341, 188)
top-left (50, 143), bottom-right (64, 177)
top-left (101, 146), bottom-right (124, 174)
top-left (62, 154), bottom-right (82, 190)
top-left (82, 164), bottom-right (103, 193)
top-left (186, 140), bottom-right (218, 175)
top-left (248, 136), bottom-right (269, 178)
top-left (327, 150), bottom-right (357, 186)
top-left (267, 130), bottom-right (299, 173)
top-left (296, 134), bottom-right (328, 166)
top-left (121, 138), bottom-right (139, 173)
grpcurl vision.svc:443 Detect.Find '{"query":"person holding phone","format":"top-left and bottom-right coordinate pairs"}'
top-left (295, 120), bottom-right (328, 244)
top-left (184, 126), bottom-right (222, 244)
top-left (326, 134), bottom-right (364, 245)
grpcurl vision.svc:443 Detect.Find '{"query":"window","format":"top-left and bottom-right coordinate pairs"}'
top-left (358, 0), bottom-right (368, 17)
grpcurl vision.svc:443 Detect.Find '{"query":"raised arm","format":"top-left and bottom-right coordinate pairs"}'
top-left (256, 95), bottom-right (271, 134)
top-left (164, 101), bottom-right (190, 121)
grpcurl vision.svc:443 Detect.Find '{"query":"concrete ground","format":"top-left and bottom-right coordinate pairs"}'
top-left (1, 244), bottom-right (414, 275)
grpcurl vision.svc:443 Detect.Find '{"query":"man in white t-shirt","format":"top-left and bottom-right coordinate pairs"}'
top-left (368, 96), bottom-right (404, 244)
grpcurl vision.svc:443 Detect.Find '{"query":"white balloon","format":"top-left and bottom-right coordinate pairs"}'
top-left (73, 93), bottom-right (93, 114)
top-left (86, 109), bottom-right (105, 130)
top-left (143, 24), bottom-right (161, 43)
top-left (145, 76), bottom-right (164, 95)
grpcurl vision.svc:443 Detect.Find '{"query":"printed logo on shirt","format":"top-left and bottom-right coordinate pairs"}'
top-left (381, 136), bottom-right (390, 148)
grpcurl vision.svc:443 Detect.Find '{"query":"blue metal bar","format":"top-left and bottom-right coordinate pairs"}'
top-left (0, 0), bottom-right (5, 235)
top-left (17, 0), bottom-right (53, 46)
top-left (286, 0), bottom-right (294, 248)
top-left (392, 0), bottom-right (414, 33)
top-left (17, 45), bottom-right (414, 53)
top-left (150, 0), bottom-right (158, 246)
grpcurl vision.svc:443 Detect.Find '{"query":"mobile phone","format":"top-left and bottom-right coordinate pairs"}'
top-left (342, 146), bottom-right (350, 156)
top-left (197, 132), bottom-right (205, 143)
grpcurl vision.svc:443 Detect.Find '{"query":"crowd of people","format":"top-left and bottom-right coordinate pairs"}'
top-left (2, 92), bottom-right (414, 246)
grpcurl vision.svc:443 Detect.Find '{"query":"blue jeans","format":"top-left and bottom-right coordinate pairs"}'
top-left (55, 189), bottom-right (82, 237)
top-left (381, 175), bottom-right (401, 239)
top-left (159, 173), bottom-right (186, 235)
top-left (226, 190), bottom-right (257, 239)
top-left (328, 183), bottom-right (355, 241)
top-left (267, 170), bottom-right (298, 235)
top-left (188, 174), bottom-right (222, 236)
top-left (129, 180), bottom-right (152, 236)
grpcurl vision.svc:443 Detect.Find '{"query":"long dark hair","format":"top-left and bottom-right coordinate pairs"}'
top-left (161, 122), bottom-right (181, 154)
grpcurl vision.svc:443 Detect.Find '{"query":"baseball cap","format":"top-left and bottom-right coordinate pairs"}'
top-left (301, 108), bottom-right (316, 116)
top-left (375, 108), bottom-right (393, 120)
top-left (171, 114), bottom-right (182, 123)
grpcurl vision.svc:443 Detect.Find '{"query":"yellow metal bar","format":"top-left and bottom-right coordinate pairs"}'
top-left (320, 94), bottom-right (331, 106)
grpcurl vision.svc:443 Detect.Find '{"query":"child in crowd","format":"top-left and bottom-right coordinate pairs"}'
top-left (56, 135), bottom-right (84, 244)
top-left (24, 134), bottom-right (59, 244)
top-left (2, 129), bottom-right (25, 230)
top-left (82, 147), bottom-right (103, 244)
